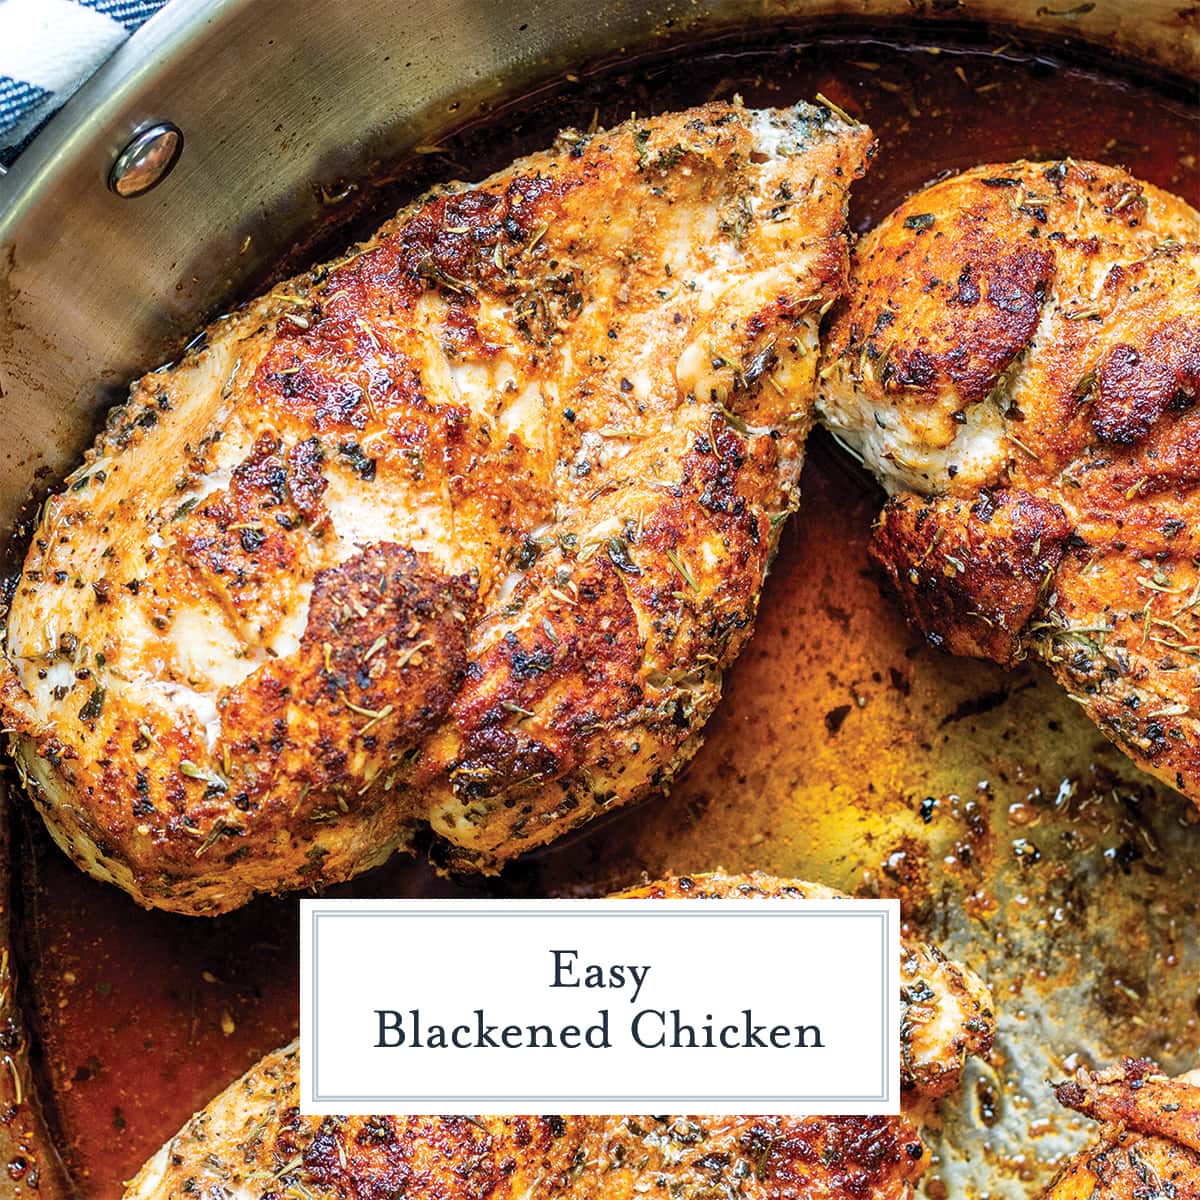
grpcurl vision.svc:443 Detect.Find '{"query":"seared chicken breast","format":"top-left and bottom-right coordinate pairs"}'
top-left (124, 872), bottom-right (994, 1200)
top-left (0, 102), bottom-right (872, 914)
top-left (1043, 1059), bottom-right (1200, 1198)
top-left (818, 160), bottom-right (1200, 802)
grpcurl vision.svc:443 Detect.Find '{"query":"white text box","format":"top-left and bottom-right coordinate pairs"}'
top-left (300, 898), bottom-right (899, 1115)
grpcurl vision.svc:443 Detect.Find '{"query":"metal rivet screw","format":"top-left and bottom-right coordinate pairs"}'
top-left (108, 122), bottom-right (183, 198)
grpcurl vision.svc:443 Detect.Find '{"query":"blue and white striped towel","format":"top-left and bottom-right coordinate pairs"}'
top-left (0, 0), bottom-right (172, 163)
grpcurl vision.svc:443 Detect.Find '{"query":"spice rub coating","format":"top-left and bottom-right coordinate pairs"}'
top-left (124, 872), bottom-right (993, 1200)
top-left (1044, 1059), bottom-right (1200, 1198)
top-left (0, 102), bottom-right (872, 914)
top-left (818, 160), bottom-right (1200, 802)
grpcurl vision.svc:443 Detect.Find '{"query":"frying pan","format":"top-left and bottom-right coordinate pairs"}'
top-left (0, 1), bottom-right (1196, 1195)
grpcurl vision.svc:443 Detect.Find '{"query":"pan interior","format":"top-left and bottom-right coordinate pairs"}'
top-left (11, 26), bottom-right (1199, 1199)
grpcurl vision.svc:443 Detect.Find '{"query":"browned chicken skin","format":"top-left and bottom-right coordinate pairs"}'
top-left (818, 160), bottom-right (1200, 802)
top-left (123, 873), bottom-right (994, 1200)
top-left (1043, 1060), bottom-right (1200, 1198)
top-left (0, 102), bottom-right (872, 914)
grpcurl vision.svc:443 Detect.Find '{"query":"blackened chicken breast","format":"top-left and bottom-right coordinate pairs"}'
top-left (124, 872), bottom-right (993, 1200)
top-left (1044, 1059), bottom-right (1200, 1199)
top-left (819, 160), bottom-right (1200, 802)
top-left (1, 102), bottom-right (872, 914)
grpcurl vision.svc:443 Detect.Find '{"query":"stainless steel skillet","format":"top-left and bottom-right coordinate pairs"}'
top-left (0, 1), bottom-right (1195, 1195)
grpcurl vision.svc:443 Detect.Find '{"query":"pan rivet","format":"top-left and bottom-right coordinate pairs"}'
top-left (107, 123), bottom-right (183, 198)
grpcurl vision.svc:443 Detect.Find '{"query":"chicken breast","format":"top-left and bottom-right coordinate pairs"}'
top-left (818, 160), bottom-right (1200, 802)
top-left (124, 872), bottom-right (994, 1200)
top-left (1043, 1059), bottom-right (1200, 1198)
top-left (0, 102), bottom-right (873, 915)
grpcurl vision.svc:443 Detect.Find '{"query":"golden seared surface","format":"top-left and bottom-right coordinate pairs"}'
top-left (818, 160), bottom-right (1200, 802)
top-left (124, 872), bottom-right (991, 1200)
top-left (1043, 1060), bottom-right (1200, 1198)
top-left (126, 1052), bottom-right (927, 1200)
top-left (0, 102), bottom-right (872, 915)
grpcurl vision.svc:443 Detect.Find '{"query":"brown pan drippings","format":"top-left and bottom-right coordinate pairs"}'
top-left (10, 26), bottom-right (1198, 1197)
